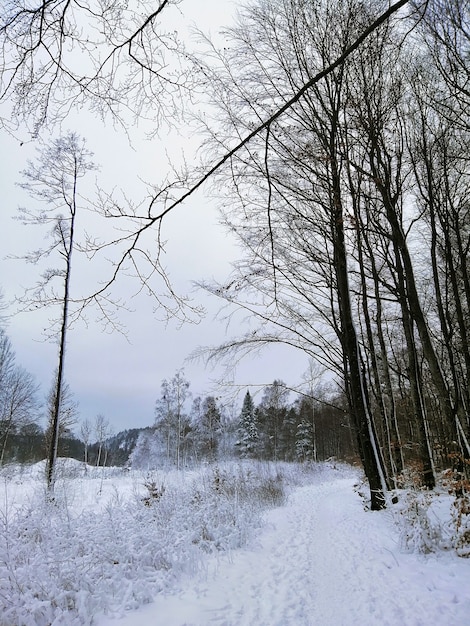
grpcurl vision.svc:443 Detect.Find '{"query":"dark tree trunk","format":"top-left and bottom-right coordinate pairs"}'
top-left (330, 148), bottom-right (386, 510)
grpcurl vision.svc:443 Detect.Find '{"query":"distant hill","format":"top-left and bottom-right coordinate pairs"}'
top-left (88, 427), bottom-right (149, 467)
top-left (1, 426), bottom-right (148, 467)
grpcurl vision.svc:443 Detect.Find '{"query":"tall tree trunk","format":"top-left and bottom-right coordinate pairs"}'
top-left (47, 214), bottom-right (75, 488)
top-left (362, 225), bottom-right (404, 479)
top-left (375, 170), bottom-right (462, 451)
top-left (392, 239), bottom-right (435, 488)
top-left (330, 149), bottom-right (387, 509)
top-left (355, 219), bottom-right (401, 488)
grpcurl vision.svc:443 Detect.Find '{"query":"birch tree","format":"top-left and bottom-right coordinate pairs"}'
top-left (80, 418), bottom-right (92, 470)
top-left (154, 370), bottom-right (191, 469)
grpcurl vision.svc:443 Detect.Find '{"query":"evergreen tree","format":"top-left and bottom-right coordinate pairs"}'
top-left (258, 381), bottom-right (290, 461)
top-left (281, 407), bottom-right (299, 461)
top-left (236, 391), bottom-right (259, 458)
top-left (295, 398), bottom-right (316, 462)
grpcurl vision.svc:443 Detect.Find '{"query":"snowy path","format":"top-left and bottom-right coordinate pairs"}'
top-left (98, 473), bottom-right (470, 626)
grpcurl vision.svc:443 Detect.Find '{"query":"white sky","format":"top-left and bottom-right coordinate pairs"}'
top-left (0, 0), bottom-right (310, 434)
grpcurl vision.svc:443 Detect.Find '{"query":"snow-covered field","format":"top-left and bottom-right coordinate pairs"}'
top-left (1, 459), bottom-right (469, 625)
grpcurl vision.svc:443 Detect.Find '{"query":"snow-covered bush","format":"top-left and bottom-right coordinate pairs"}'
top-left (0, 460), bottom-right (300, 625)
top-left (443, 465), bottom-right (470, 558)
top-left (452, 494), bottom-right (470, 557)
top-left (396, 491), bottom-right (452, 554)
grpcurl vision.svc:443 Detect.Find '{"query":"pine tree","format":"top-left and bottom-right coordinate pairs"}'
top-left (295, 398), bottom-right (316, 462)
top-left (236, 391), bottom-right (259, 458)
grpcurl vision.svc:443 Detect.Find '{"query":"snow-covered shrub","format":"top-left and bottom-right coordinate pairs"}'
top-left (396, 461), bottom-right (427, 490)
top-left (184, 463), bottom-right (287, 553)
top-left (442, 461), bottom-right (470, 558)
top-left (440, 459), bottom-right (470, 558)
top-left (0, 460), bottom-right (298, 625)
top-left (396, 491), bottom-right (453, 554)
top-left (394, 460), bottom-right (470, 557)
top-left (207, 463), bottom-right (286, 509)
top-left (452, 494), bottom-right (470, 557)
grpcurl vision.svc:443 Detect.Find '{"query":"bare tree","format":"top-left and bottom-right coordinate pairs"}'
top-left (94, 414), bottom-right (111, 467)
top-left (191, 395), bottom-right (222, 461)
top-left (0, 329), bottom-right (40, 465)
top-left (15, 132), bottom-right (95, 487)
top-left (406, 42), bottom-right (470, 460)
top-left (154, 370), bottom-right (191, 469)
top-left (0, 0), bottom-right (412, 322)
top-left (44, 377), bottom-right (79, 457)
top-left (412, 0), bottom-right (470, 129)
top-left (80, 418), bottom-right (92, 471)
top-left (194, 0), bottom-right (392, 508)
top-left (2, 0), bottom-right (420, 504)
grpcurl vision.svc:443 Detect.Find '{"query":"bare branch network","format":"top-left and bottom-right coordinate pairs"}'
top-left (79, 0), bottom-right (415, 317)
top-left (0, 0), bottom-right (188, 135)
top-left (5, 0), bottom-right (470, 505)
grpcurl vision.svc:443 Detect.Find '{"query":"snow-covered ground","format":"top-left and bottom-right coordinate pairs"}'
top-left (98, 469), bottom-right (470, 626)
top-left (1, 460), bottom-right (469, 625)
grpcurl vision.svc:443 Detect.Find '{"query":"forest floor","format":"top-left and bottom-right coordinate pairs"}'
top-left (98, 466), bottom-right (470, 626)
top-left (2, 460), bottom-right (470, 625)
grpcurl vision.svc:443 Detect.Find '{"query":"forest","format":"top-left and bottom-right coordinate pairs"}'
top-left (0, 338), bottom-right (355, 469)
top-left (194, 0), bottom-right (470, 508)
top-left (1, 3), bottom-right (470, 623)
top-left (0, 0), bottom-right (469, 510)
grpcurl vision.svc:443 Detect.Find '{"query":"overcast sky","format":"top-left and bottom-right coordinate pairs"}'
top-left (0, 0), bottom-right (310, 434)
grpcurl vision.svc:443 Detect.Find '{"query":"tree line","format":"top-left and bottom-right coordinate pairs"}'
top-left (130, 371), bottom-right (356, 469)
top-left (0, 342), bottom-right (357, 467)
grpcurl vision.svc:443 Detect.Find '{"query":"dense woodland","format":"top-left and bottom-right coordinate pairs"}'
top-left (0, 1), bottom-right (469, 507)
top-left (197, 0), bottom-right (470, 506)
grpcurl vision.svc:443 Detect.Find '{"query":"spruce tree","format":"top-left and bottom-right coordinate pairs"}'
top-left (236, 391), bottom-right (259, 458)
top-left (295, 398), bottom-right (317, 462)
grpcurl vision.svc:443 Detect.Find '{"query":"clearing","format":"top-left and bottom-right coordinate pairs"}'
top-left (98, 467), bottom-right (470, 626)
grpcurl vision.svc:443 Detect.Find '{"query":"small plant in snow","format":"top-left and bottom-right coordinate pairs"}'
top-left (141, 475), bottom-right (166, 507)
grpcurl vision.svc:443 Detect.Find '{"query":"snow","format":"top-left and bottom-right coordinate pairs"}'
top-left (98, 468), bottom-right (470, 626)
top-left (1, 460), bottom-right (469, 625)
